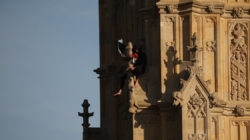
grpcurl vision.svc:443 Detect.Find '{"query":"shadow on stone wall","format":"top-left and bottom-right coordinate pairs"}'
top-left (163, 46), bottom-right (182, 101)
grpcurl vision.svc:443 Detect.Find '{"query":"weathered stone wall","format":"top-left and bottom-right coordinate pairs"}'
top-left (95, 0), bottom-right (250, 139)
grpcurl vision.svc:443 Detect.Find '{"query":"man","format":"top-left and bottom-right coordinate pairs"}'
top-left (113, 45), bottom-right (147, 97)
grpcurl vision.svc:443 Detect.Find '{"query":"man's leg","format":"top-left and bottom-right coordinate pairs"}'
top-left (113, 74), bottom-right (127, 96)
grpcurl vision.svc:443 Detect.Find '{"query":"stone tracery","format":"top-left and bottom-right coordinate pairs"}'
top-left (187, 93), bottom-right (206, 118)
top-left (229, 23), bottom-right (248, 101)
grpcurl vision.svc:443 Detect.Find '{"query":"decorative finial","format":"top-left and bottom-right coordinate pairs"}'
top-left (187, 32), bottom-right (202, 65)
top-left (78, 99), bottom-right (94, 140)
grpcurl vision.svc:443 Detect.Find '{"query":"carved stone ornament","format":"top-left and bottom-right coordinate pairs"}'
top-left (187, 32), bottom-right (203, 63)
top-left (188, 134), bottom-right (206, 140)
top-left (235, 105), bottom-right (246, 116)
top-left (187, 93), bottom-right (206, 118)
top-left (78, 99), bottom-right (94, 139)
top-left (172, 91), bottom-right (183, 107)
top-left (229, 23), bottom-right (248, 101)
top-left (203, 80), bottom-right (211, 91)
top-left (232, 120), bottom-right (250, 126)
top-left (211, 116), bottom-right (217, 122)
top-left (165, 16), bottom-right (175, 22)
top-left (166, 4), bottom-right (174, 13)
top-left (179, 78), bottom-right (191, 92)
top-left (233, 7), bottom-right (244, 18)
top-left (207, 5), bottom-right (215, 13)
top-left (186, 65), bottom-right (203, 78)
top-left (189, 93), bottom-right (203, 107)
top-left (206, 40), bottom-right (216, 52)
top-left (209, 92), bottom-right (227, 108)
top-left (180, 78), bottom-right (187, 86)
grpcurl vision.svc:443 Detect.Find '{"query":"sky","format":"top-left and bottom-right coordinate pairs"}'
top-left (0, 0), bottom-right (100, 140)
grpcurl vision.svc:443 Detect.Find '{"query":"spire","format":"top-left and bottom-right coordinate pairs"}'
top-left (78, 99), bottom-right (94, 140)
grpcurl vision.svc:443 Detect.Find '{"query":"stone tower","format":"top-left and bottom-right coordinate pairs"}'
top-left (79, 0), bottom-right (250, 140)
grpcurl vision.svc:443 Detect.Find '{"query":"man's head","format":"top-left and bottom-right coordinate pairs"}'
top-left (132, 45), bottom-right (141, 53)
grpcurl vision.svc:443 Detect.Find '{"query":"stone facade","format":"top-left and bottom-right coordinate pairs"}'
top-left (80, 0), bottom-right (250, 140)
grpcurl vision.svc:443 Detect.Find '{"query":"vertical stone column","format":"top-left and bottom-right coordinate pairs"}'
top-left (157, 3), bottom-right (180, 102)
top-left (204, 16), bottom-right (216, 92)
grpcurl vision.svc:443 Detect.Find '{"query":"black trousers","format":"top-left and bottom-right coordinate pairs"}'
top-left (119, 67), bottom-right (141, 90)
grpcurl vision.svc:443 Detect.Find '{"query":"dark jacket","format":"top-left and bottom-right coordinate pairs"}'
top-left (133, 48), bottom-right (147, 74)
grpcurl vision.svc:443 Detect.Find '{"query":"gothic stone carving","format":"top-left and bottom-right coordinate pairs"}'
top-left (166, 4), bottom-right (174, 13)
top-left (179, 78), bottom-right (191, 93)
top-left (209, 92), bottom-right (227, 108)
top-left (203, 80), bottom-right (211, 91)
top-left (165, 16), bottom-right (175, 22)
top-left (186, 65), bottom-right (203, 79)
top-left (229, 23), bottom-right (248, 101)
top-left (187, 32), bottom-right (203, 63)
top-left (177, 65), bottom-right (205, 95)
top-left (180, 78), bottom-right (188, 86)
top-left (212, 116), bottom-right (217, 122)
top-left (232, 120), bottom-right (250, 126)
top-left (206, 41), bottom-right (216, 52)
top-left (233, 7), bottom-right (244, 18)
top-left (207, 5), bottom-right (215, 13)
top-left (187, 93), bottom-right (206, 118)
top-left (172, 91), bottom-right (183, 107)
top-left (235, 105), bottom-right (246, 116)
top-left (188, 134), bottom-right (206, 140)
top-left (178, 65), bottom-right (205, 93)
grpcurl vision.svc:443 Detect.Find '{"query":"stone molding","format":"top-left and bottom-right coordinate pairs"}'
top-left (222, 7), bottom-right (250, 18)
top-left (232, 120), bottom-right (250, 126)
top-left (156, 2), bottom-right (225, 14)
top-left (156, 2), bottom-right (250, 19)
top-left (188, 134), bottom-right (206, 140)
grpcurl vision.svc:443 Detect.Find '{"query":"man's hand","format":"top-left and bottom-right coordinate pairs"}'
top-left (128, 54), bottom-right (133, 58)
